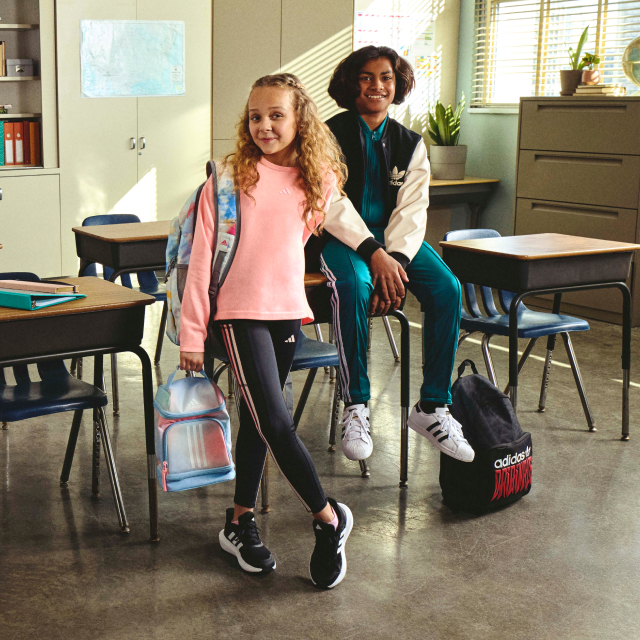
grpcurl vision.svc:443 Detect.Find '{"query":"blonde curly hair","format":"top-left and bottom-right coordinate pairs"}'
top-left (225, 73), bottom-right (347, 232)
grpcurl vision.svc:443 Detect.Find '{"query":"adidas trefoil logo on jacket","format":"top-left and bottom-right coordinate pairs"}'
top-left (389, 166), bottom-right (406, 186)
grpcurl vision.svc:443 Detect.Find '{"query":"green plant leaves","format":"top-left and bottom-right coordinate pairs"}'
top-left (427, 94), bottom-right (465, 146)
top-left (568, 26), bottom-right (589, 69)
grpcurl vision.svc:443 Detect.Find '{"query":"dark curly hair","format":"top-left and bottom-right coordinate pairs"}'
top-left (328, 45), bottom-right (415, 111)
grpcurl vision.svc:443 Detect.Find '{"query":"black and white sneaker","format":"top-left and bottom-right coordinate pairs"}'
top-left (218, 508), bottom-right (276, 573)
top-left (309, 498), bottom-right (353, 589)
top-left (408, 404), bottom-right (475, 462)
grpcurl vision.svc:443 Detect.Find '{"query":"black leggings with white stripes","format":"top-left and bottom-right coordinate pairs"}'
top-left (218, 319), bottom-right (328, 514)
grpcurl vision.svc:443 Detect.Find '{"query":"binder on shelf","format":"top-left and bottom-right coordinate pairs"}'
top-left (29, 121), bottom-right (40, 166)
top-left (22, 120), bottom-right (30, 164)
top-left (4, 121), bottom-right (14, 165)
top-left (0, 289), bottom-right (86, 311)
top-left (13, 121), bottom-right (23, 165)
top-left (0, 120), bottom-right (4, 166)
top-left (0, 42), bottom-right (5, 77)
top-left (0, 280), bottom-right (79, 294)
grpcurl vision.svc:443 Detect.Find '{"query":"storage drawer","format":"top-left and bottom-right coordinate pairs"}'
top-left (515, 198), bottom-right (637, 312)
top-left (517, 150), bottom-right (640, 210)
top-left (520, 100), bottom-right (640, 156)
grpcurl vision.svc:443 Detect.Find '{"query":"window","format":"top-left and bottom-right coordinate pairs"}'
top-left (472, 0), bottom-right (640, 107)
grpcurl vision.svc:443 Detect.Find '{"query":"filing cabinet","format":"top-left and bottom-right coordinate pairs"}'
top-left (514, 96), bottom-right (640, 326)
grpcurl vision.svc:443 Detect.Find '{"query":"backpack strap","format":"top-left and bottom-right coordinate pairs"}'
top-left (457, 359), bottom-right (479, 379)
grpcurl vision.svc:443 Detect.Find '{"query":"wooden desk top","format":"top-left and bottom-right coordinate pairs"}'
top-left (440, 233), bottom-right (640, 260)
top-left (72, 220), bottom-right (171, 243)
top-left (430, 176), bottom-right (499, 187)
top-left (0, 277), bottom-right (155, 322)
top-left (304, 272), bottom-right (328, 286)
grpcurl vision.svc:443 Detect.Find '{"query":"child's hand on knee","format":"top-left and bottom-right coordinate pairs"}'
top-left (180, 352), bottom-right (205, 372)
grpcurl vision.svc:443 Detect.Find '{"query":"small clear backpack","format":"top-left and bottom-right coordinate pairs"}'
top-left (154, 368), bottom-right (235, 492)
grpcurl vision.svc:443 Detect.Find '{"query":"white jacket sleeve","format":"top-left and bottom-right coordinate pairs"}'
top-left (384, 139), bottom-right (430, 262)
top-left (322, 186), bottom-right (375, 252)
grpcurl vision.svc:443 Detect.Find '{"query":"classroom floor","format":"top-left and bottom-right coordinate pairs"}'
top-left (1, 294), bottom-right (640, 640)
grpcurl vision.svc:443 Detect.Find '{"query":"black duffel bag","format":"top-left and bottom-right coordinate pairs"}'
top-left (440, 360), bottom-right (532, 514)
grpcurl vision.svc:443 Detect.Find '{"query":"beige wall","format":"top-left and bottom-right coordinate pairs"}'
top-left (212, 0), bottom-right (354, 158)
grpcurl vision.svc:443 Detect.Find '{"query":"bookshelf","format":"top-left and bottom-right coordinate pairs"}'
top-left (0, 24), bottom-right (39, 30)
top-left (0, 0), bottom-right (56, 171)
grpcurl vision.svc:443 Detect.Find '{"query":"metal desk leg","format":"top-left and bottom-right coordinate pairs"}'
top-left (616, 283), bottom-right (632, 440)
top-left (391, 310), bottom-right (410, 488)
top-left (110, 354), bottom-right (120, 414)
top-left (132, 345), bottom-right (160, 542)
top-left (538, 294), bottom-right (562, 412)
top-left (508, 294), bottom-right (526, 411)
top-left (92, 355), bottom-right (103, 498)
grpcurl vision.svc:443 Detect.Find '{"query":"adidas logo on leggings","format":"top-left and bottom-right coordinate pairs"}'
top-left (285, 335), bottom-right (296, 343)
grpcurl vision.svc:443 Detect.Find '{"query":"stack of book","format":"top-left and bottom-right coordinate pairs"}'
top-left (574, 84), bottom-right (627, 97)
top-left (0, 280), bottom-right (85, 310)
top-left (0, 120), bottom-right (41, 166)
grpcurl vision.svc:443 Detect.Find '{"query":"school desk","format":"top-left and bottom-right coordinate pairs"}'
top-left (440, 233), bottom-right (640, 439)
top-left (0, 277), bottom-right (160, 540)
top-left (73, 220), bottom-right (171, 281)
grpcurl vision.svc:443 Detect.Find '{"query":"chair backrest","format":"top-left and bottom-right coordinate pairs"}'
top-left (81, 214), bottom-right (142, 287)
top-left (443, 229), bottom-right (501, 318)
top-left (443, 228), bottom-right (528, 318)
top-left (0, 272), bottom-right (69, 385)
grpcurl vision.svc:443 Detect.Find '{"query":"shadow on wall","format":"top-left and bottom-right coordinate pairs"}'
top-left (279, 26), bottom-right (353, 121)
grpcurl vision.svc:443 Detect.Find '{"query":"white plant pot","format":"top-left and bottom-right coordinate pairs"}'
top-left (429, 145), bottom-right (467, 180)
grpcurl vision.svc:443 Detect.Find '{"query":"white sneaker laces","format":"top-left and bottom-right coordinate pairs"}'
top-left (341, 407), bottom-right (370, 443)
top-left (436, 409), bottom-right (465, 442)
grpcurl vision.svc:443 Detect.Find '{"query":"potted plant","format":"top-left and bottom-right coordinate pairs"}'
top-left (560, 26), bottom-right (589, 95)
top-left (581, 52), bottom-right (601, 85)
top-left (427, 94), bottom-right (466, 180)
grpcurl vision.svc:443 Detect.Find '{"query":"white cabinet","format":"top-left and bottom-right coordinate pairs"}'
top-left (56, 0), bottom-right (212, 275)
top-left (0, 174), bottom-right (61, 276)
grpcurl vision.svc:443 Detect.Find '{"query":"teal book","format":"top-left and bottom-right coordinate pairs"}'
top-left (0, 288), bottom-right (86, 310)
top-left (0, 120), bottom-right (4, 166)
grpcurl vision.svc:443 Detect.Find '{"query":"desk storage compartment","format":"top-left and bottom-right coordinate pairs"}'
top-left (517, 151), bottom-right (640, 210)
top-left (520, 100), bottom-right (640, 156)
top-left (515, 198), bottom-right (636, 312)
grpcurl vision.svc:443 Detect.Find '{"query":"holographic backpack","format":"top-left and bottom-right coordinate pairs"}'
top-left (154, 368), bottom-right (235, 491)
top-left (165, 160), bottom-right (240, 349)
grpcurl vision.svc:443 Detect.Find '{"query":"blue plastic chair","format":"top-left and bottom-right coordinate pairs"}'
top-left (445, 229), bottom-right (595, 429)
top-left (77, 214), bottom-right (168, 414)
top-left (0, 272), bottom-right (129, 532)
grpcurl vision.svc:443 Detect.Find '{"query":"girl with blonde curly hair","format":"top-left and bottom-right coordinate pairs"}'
top-left (179, 73), bottom-right (353, 589)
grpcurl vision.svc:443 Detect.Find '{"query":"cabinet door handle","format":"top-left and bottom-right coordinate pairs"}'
top-left (130, 137), bottom-right (136, 150)
top-left (0, 187), bottom-right (3, 201)
top-left (140, 137), bottom-right (146, 150)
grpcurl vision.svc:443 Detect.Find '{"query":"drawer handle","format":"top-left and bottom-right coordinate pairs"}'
top-left (531, 202), bottom-right (619, 219)
top-left (537, 104), bottom-right (627, 114)
top-left (533, 154), bottom-right (623, 167)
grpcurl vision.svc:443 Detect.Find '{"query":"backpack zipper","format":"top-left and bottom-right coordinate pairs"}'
top-left (162, 461), bottom-right (169, 491)
top-left (165, 256), bottom-right (178, 283)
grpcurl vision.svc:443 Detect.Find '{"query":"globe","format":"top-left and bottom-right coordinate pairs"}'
top-left (622, 36), bottom-right (640, 91)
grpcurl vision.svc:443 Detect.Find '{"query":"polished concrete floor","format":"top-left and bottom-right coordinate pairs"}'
top-left (2, 294), bottom-right (640, 640)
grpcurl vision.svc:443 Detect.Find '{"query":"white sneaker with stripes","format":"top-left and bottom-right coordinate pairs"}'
top-left (340, 404), bottom-right (373, 461)
top-left (408, 404), bottom-right (475, 462)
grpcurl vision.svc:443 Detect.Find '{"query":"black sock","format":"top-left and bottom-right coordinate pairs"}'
top-left (419, 401), bottom-right (444, 414)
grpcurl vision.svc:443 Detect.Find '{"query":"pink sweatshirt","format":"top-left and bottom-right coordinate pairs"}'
top-left (179, 158), bottom-right (334, 353)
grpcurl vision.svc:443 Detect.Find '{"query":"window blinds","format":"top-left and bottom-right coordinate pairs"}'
top-left (472, 0), bottom-right (640, 107)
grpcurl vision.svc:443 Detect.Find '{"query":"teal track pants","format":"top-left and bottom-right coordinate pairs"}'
top-left (320, 237), bottom-right (462, 406)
